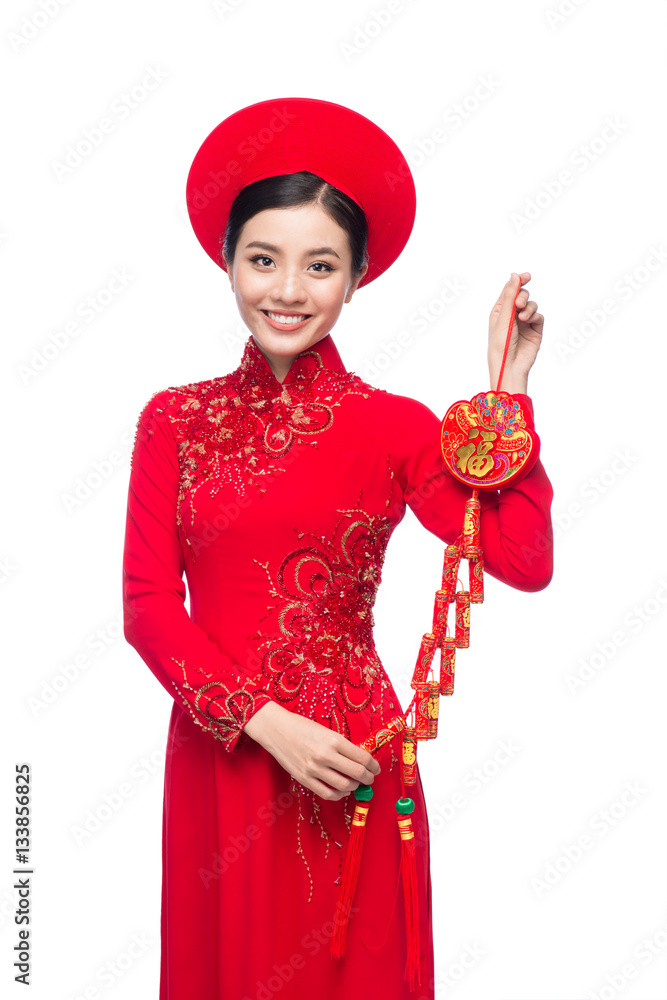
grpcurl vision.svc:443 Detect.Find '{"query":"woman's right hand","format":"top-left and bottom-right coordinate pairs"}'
top-left (242, 701), bottom-right (381, 801)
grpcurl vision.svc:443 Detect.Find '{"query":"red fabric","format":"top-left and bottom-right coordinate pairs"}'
top-left (185, 96), bottom-right (416, 288)
top-left (122, 333), bottom-right (553, 999)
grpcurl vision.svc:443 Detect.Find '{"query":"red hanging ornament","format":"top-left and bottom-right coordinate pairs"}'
top-left (396, 797), bottom-right (420, 990)
top-left (400, 727), bottom-right (418, 786)
top-left (330, 784), bottom-right (373, 959)
top-left (331, 278), bottom-right (539, 987)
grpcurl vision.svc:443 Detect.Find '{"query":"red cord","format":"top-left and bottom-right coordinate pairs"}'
top-left (360, 289), bottom-right (517, 957)
top-left (495, 277), bottom-right (522, 394)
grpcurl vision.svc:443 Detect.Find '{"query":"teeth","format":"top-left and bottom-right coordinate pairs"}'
top-left (265, 312), bottom-right (308, 324)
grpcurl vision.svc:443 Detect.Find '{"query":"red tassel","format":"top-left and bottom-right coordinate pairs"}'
top-left (330, 786), bottom-right (373, 959)
top-left (397, 800), bottom-right (421, 988)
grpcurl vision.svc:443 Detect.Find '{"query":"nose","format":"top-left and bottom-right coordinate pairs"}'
top-left (270, 265), bottom-right (309, 308)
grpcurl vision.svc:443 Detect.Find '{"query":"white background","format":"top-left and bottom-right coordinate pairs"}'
top-left (3, 1), bottom-right (666, 998)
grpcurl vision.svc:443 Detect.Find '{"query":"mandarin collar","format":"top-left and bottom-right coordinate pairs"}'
top-left (236, 333), bottom-right (348, 403)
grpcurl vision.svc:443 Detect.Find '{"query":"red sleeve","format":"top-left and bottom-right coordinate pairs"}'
top-left (122, 390), bottom-right (275, 753)
top-left (385, 391), bottom-right (554, 592)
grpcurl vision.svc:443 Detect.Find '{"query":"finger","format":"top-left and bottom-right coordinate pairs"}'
top-left (511, 273), bottom-right (532, 306)
top-left (339, 740), bottom-right (381, 776)
top-left (490, 273), bottom-right (523, 333)
top-left (517, 299), bottom-right (538, 319)
top-left (331, 752), bottom-right (378, 786)
top-left (308, 775), bottom-right (351, 802)
top-left (490, 277), bottom-right (511, 314)
top-left (317, 765), bottom-right (376, 800)
top-left (320, 765), bottom-right (362, 793)
top-left (288, 766), bottom-right (350, 801)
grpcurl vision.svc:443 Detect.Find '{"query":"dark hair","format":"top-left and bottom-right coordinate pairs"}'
top-left (221, 171), bottom-right (368, 277)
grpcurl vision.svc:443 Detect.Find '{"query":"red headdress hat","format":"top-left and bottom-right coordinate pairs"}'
top-left (185, 96), bottom-right (416, 287)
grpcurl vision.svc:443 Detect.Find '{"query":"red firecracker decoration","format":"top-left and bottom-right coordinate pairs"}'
top-left (330, 278), bottom-right (540, 988)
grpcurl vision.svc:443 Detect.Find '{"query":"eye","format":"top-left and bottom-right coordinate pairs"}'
top-left (308, 262), bottom-right (334, 273)
top-left (249, 254), bottom-right (274, 267)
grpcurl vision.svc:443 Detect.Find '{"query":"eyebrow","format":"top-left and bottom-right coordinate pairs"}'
top-left (244, 241), bottom-right (341, 260)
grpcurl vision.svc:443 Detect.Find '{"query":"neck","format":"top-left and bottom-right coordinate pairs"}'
top-left (236, 332), bottom-right (348, 402)
top-left (264, 354), bottom-right (291, 384)
top-left (255, 336), bottom-right (329, 384)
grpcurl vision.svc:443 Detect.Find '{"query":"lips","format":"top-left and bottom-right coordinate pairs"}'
top-left (263, 310), bottom-right (311, 323)
top-left (261, 310), bottom-right (312, 332)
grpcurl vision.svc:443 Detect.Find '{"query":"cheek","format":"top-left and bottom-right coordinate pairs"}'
top-left (234, 272), bottom-right (264, 306)
top-left (313, 279), bottom-right (348, 313)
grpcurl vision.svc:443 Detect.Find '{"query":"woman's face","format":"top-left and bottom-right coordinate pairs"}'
top-left (224, 202), bottom-right (368, 379)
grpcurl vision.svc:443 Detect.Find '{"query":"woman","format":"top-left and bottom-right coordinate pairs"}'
top-left (122, 97), bottom-right (553, 999)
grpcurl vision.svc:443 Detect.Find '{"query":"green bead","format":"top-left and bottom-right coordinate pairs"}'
top-left (396, 797), bottom-right (415, 814)
top-left (354, 784), bottom-right (374, 802)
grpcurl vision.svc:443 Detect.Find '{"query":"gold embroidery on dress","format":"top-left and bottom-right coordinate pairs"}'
top-left (147, 336), bottom-right (379, 535)
top-left (246, 459), bottom-right (402, 898)
top-left (169, 655), bottom-right (271, 749)
top-left (134, 342), bottom-right (406, 898)
top-left (248, 465), bottom-right (396, 733)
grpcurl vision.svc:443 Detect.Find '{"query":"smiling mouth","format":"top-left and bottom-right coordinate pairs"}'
top-left (261, 310), bottom-right (311, 324)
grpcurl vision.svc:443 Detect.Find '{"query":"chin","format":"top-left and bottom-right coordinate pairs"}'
top-left (255, 328), bottom-right (329, 353)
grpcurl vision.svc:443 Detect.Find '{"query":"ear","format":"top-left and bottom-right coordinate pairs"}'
top-left (344, 262), bottom-right (369, 303)
top-left (221, 251), bottom-right (235, 293)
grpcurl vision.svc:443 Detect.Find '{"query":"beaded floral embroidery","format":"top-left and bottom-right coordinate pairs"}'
top-left (132, 335), bottom-right (403, 900)
top-left (247, 464), bottom-right (402, 899)
top-left (249, 469), bottom-right (397, 736)
top-left (169, 656), bottom-right (273, 751)
top-left (156, 336), bottom-right (378, 533)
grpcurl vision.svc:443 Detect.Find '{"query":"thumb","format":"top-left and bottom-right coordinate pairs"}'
top-left (491, 273), bottom-right (520, 328)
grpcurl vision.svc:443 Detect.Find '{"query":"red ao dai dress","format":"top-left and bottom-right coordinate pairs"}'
top-left (122, 332), bottom-right (553, 999)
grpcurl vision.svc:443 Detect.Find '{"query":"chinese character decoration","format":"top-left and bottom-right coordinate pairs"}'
top-left (332, 281), bottom-right (540, 989)
top-left (440, 389), bottom-right (539, 488)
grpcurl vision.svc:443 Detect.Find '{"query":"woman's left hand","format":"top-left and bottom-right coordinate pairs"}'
top-left (488, 272), bottom-right (544, 395)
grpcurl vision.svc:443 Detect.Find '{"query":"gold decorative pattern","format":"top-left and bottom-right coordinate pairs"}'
top-left (170, 656), bottom-right (273, 751)
top-left (151, 336), bottom-right (379, 531)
